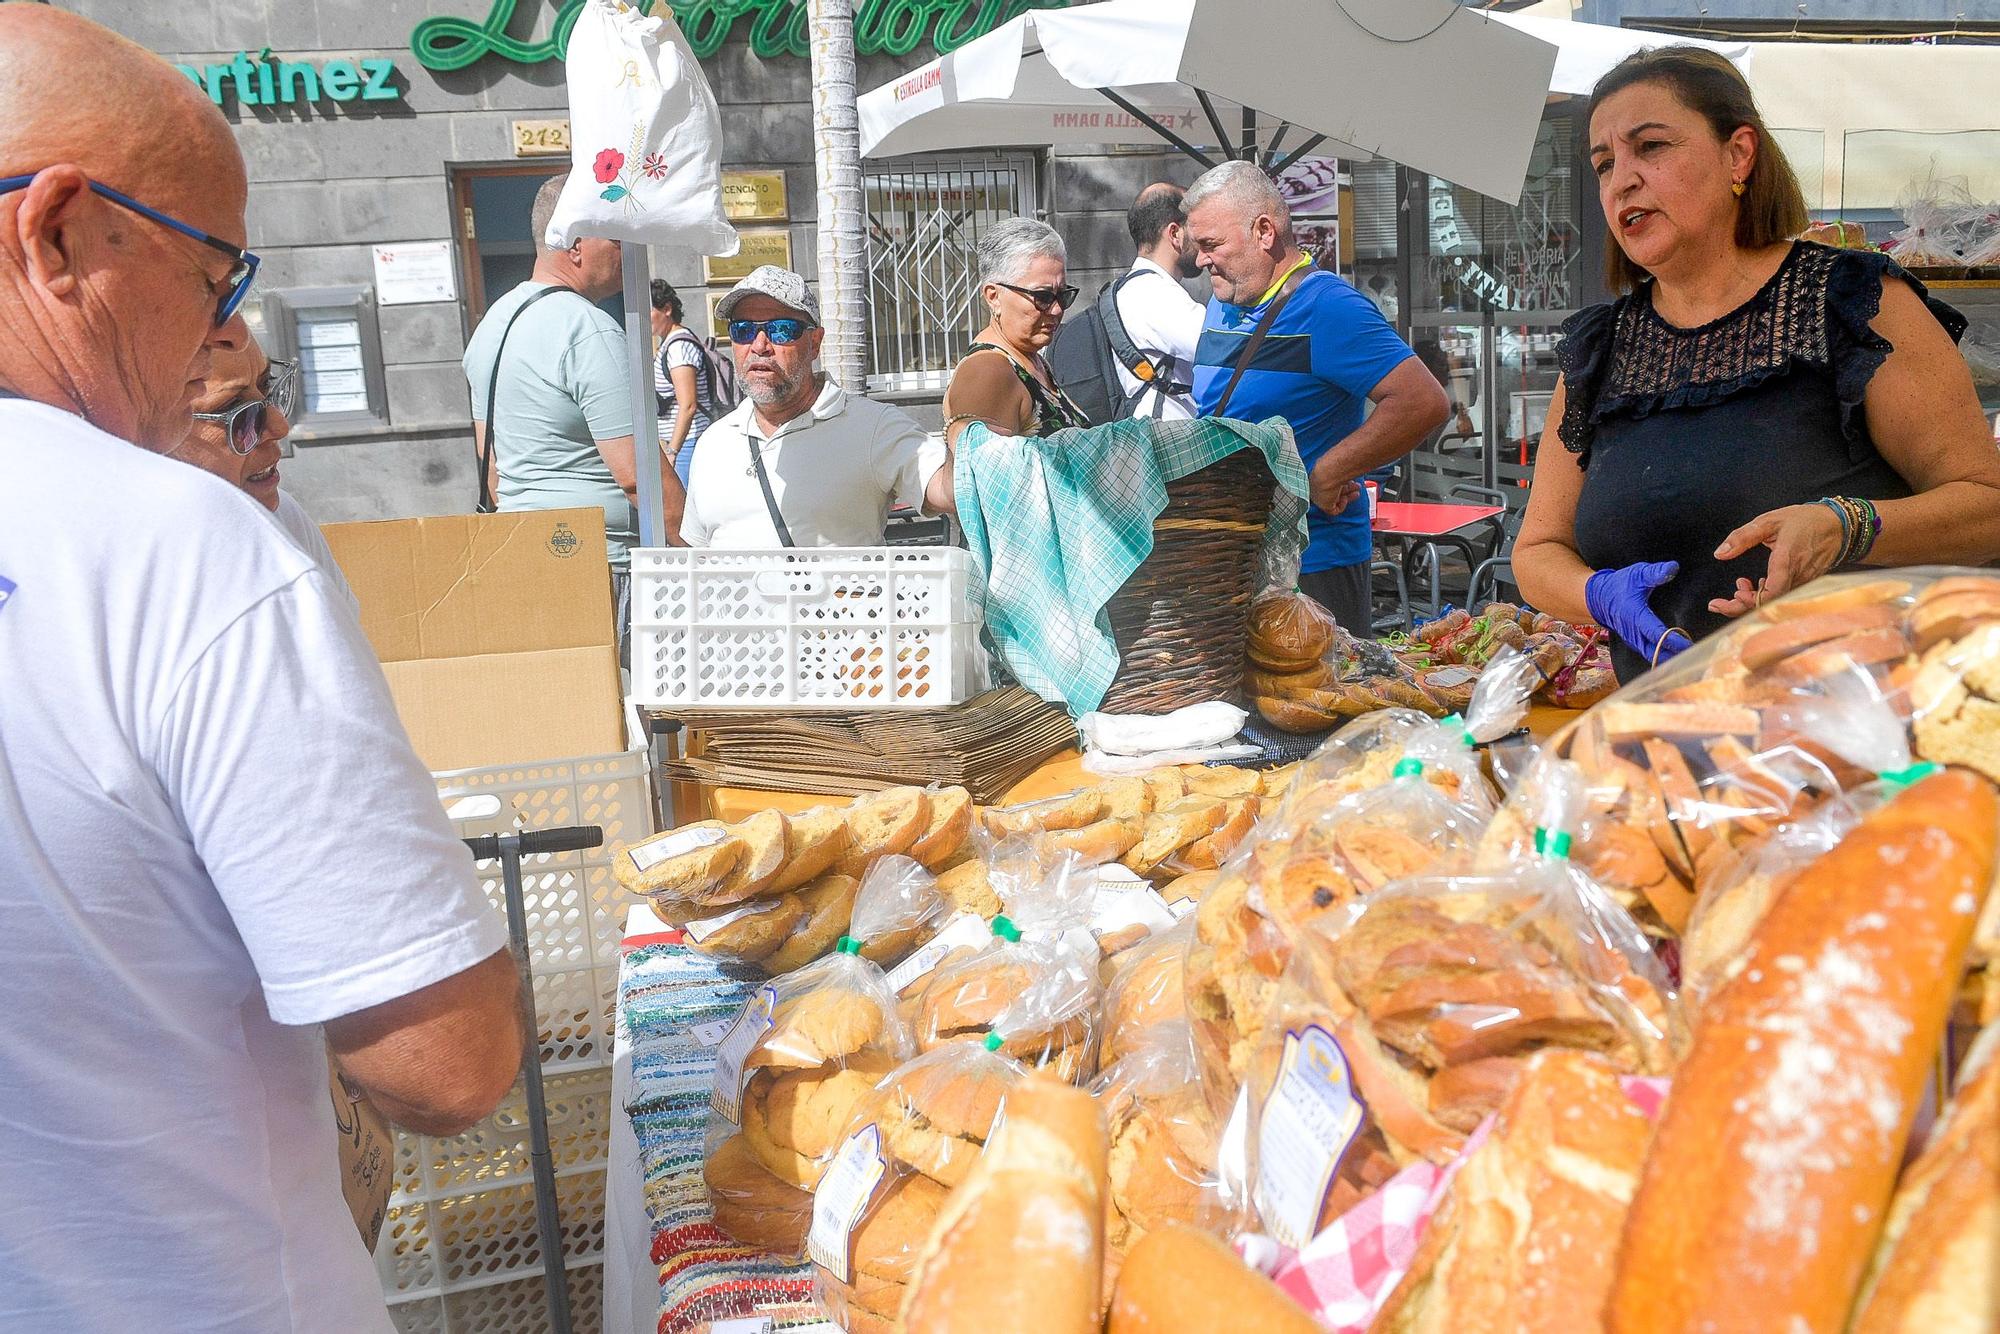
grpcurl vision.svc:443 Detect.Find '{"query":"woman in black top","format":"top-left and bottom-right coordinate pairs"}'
top-left (1514, 47), bottom-right (2000, 682)
top-left (943, 217), bottom-right (1092, 445)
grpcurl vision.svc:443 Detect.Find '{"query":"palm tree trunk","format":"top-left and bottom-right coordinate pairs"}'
top-left (807, 0), bottom-right (868, 392)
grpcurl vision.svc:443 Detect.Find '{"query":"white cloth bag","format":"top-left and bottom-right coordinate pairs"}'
top-left (546, 0), bottom-right (739, 255)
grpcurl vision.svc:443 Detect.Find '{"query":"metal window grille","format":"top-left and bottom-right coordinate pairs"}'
top-left (863, 153), bottom-right (1038, 392)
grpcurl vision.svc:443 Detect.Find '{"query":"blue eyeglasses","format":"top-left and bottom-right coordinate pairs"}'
top-left (0, 171), bottom-right (260, 327)
top-left (728, 317), bottom-right (813, 346)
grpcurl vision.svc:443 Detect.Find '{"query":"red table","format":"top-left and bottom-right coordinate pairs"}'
top-left (1372, 501), bottom-right (1509, 616)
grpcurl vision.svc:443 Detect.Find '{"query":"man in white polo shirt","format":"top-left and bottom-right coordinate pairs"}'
top-left (681, 266), bottom-right (955, 547)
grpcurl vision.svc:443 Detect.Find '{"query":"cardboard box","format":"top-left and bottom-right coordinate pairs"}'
top-left (324, 508), bottom-right (624, 771)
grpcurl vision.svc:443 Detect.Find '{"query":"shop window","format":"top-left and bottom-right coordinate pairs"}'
top-left (862, 152), bottom-right (1039, 392)
top-left (259, 285), bottom-right (390, 431)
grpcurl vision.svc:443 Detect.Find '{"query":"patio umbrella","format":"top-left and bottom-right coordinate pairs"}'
top-left (1489, 11), bottom-right (1751, 95)
top-left (859, 0), bottom-right (1561, 205)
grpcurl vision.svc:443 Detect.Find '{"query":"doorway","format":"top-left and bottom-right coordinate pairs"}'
top-left (449, 162), bottom-right (626, 335)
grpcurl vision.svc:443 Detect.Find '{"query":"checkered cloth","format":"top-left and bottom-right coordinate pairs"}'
top-left (1250, 1075), bottom-right (1671, 1329)
top-left (619, 940), bottom-right (826, 1333)
top-left (953, 416), bottom-right (1309, 715)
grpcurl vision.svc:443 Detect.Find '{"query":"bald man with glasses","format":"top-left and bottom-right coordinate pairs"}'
top-left (0, 10), bottom-right (519, 1330)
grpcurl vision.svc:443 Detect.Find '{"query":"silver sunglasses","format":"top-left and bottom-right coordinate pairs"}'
top-left (191, 358), bottom-right (301, 457)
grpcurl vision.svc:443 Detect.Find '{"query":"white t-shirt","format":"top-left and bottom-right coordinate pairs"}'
top-left (0, 401), bottom-right (508, 1332)
top-left (1112, 257), bottom-right (1206, 421)
top-left (680, 377), bottom-right (946, 547)
top-left (270, 488), bottom-right (359, 617)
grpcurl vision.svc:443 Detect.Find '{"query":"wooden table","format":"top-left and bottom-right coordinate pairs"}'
top-left (704, 705), bottom-right (1580, 822)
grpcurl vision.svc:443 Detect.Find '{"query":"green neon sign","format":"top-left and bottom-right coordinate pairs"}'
top-left (411, 0), bottom-right (1071, 70)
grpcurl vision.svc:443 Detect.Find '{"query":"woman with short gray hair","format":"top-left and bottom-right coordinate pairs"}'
top-left (943, 217), bottom-right (1091, 441)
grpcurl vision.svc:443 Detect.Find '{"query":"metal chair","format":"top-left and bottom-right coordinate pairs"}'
top-left (1369, 557), bottom-right (1412, 636)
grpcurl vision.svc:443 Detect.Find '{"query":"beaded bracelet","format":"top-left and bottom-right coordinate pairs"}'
top-left (1820, 495), bottom-right (1883, 567)
top-left (1817, 498), bottom-right (1853, 564)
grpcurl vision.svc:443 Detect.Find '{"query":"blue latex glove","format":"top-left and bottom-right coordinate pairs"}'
top-left (1586, 561), bottom-right (1693, 665)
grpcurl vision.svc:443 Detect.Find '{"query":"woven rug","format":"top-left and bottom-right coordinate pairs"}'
top-left (619, 941), bottom-right (828, 1333)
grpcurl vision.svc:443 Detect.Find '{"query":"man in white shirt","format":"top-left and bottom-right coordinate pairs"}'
top-left (682, 266), bottom-right (955, 547)
top-left (0, 11), bottom-right (519, 1332)
top-left (1111, 182), bottom-right (1208, 421)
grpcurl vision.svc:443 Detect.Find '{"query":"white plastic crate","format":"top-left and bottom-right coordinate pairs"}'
top-left (380, 754), bottom-right (648, 1326)
top-left (630, 546), bottom-right (983, 709)
top-left (388, 1262), bottom-right (601, 1334)
top-left (435, 750), bottom-right (651, 1072)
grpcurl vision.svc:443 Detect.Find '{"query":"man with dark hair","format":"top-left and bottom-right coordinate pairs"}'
top-left (463, 175), bottom-right (685, 654)
top-left (1110, 181), bottom-right (1206, 420)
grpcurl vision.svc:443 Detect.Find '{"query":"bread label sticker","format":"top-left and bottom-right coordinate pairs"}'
top-left (886, 912), bottom-right (988, 993)
top-left (808, 1124), bottom-right (888, 1282)
top-left (708, 1320), bottom-right (773, 1334)
top-left (1167, 897), bottom-right (1198, 920)
top-left (709, 983), bottom-right (778, 1123)
top-left (629, 825), bottom-right (726, 875)
top-left (683, 901), bottom-right (768, 944)
top-left (1254, 1024), bottom-right (1364, 1249)
top-left (688, 1018), bottom-right (734, 1047)
top-left (1427, 666), bottom-right (1478, 688)
top-left (1094, 864), bottom-right (1147, 889)
top-left (1089, 881), bottom-right (1180, 941)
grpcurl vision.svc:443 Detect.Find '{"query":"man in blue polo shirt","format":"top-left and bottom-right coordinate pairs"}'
top-left (1187, 161), bottom-right (1449, 634)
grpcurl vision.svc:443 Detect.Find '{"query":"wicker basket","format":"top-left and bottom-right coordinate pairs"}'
top-left (1100, 448), bottom-right (1276, 714)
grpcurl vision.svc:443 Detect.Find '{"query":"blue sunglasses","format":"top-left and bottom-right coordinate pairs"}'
top-left (0, 171), bottom-right (260, 326)
top-left (728, 317), bottom-right (813, 346)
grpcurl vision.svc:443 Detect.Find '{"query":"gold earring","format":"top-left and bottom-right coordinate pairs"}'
top-left (1731, 181), bottom-right (1746, 197)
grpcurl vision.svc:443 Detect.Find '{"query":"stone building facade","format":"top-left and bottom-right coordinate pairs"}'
top-left (59, 0), bottom-right (1193, 522)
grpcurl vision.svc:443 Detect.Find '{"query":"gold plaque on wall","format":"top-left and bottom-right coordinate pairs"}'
top-left (721, 171), bottom-right (788, 221)
top-left (511, 119), bottom-right (571, 157)
top-left (703, 228), bottom-right (793, 284)
top-left (703, 290), bottom-right (731, 341)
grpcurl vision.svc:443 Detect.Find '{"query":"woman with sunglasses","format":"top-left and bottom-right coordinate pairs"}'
top-left (171, 337), bottom-right (356, 612)
top-left (944, 218), bottom-right (1091, 442)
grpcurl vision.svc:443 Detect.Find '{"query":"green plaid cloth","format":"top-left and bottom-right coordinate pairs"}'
top-left (954, 415), bottom-right (1309, 715)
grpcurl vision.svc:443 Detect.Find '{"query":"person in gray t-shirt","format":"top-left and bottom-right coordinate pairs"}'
top-left (464, 177), bottom-right (685, 651)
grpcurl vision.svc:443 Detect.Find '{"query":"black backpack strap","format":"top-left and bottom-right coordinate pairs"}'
top-left (1102, 270), bottom-right (1193, 413)
top-left (479, 285), bottom-right (572, 513)
top-left (1211, 265), bottom-right (1309, 420)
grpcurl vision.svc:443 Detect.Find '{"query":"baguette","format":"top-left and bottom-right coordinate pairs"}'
top-left (1849, 1019), bottom-right (2000, 1333)
top-left (1594, 700), bottom-right (1759, 740)
top-left (898, 1073), bottom-right (1107, 1332)
top-left (1106, 1222), bottom-right (1320, 1334)
top-left (1607, 771), bottom-right (1999, 1334)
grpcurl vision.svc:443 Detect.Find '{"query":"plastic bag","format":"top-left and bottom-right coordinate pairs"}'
top-left (1889, 162), bottom-right (2000, 268)
top-left (705, 944), bottom-right (916, 1191)
top-left (1100, 916), bottom-right (1195, 1067)
top-left (1678, 770), bottom-right (1924, 1012)
top-left (847, 855), bottom-right (947, 969)
top-left (1093, 1022), bottom-right (1225, 1263)
top-left (545, 0), bottom-right (738, 254)
top-left (810, 1039), bottom-right (1029, 1329)
top-left (1184, 752), bottom-right (1492, 1116)
top-left (1234, 831), bottom-right (1676, 1247)
top-left (1541, 570), bottom-right (2000, 934)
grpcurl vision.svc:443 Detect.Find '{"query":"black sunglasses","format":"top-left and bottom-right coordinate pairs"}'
top-left (0, 171), bottom-right (260, 326)
top-left (191, 358), bottom-right (299, 456)
top-left (728, 317), bottom-right (814, 346)
top-left (998, 281), bottom-right (1079, 312)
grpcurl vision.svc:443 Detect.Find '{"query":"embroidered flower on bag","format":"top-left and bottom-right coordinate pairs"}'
top-left (593, 149), bottom-right (625, 184)
top-left (640, 152), bottom-right (668, 182)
